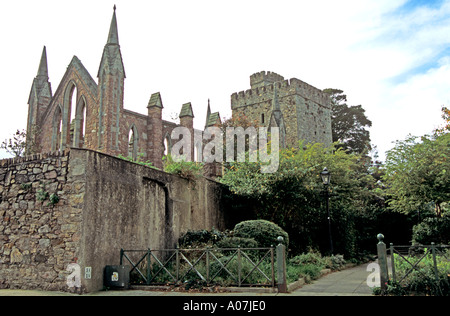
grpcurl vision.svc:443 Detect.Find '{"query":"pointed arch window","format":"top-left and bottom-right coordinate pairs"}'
top-left (69, 85), bottom-right (77, 146)
top-left (61, 81), bottom-right (77, 150)
top-left (194, 141), bottom-right (202, 162)
top-left (163, 133), bottom-right (171, 157)
top-left (52, 105), bottom-right (63, 151)
top-left (73, 96), bottom-right (87, 148)
top-left (128, 125), bottom-right (139, 160)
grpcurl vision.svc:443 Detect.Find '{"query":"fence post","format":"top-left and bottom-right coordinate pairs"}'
top-left (431, 242), bottom-right (439, 282)
top-left (206, 248), bottom-right (210, 284)
top-left (377, 234), bottom-right (389, 293)
top-left (146, 249), bottom-right (151, 285)
top-left (176, 246), bottom-right (180, 283)
top-left (276, 236), bottom-right (287, 293)
top-left (237, 246), bottom-right (242, 286)
top-left (271, 246), bottom-right (275, 288)
top-left (390, 243), bottom-right (396, 283)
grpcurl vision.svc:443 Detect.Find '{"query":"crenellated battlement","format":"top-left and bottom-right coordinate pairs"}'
top-left (231, 74), bottom-right (330, 109)
top-left (250, 71), bottom-right (285, 89)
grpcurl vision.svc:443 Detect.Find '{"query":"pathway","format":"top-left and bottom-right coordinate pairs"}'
top-left (291, 262), bottom-right (375, 296)
top-left (0, 263), bottom-right (376, 296)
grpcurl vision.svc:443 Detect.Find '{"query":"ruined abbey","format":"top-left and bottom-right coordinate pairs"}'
top-left (0, 7), bottom-right (333, 292)
top-left (26, 7), bottom-right (332, 170)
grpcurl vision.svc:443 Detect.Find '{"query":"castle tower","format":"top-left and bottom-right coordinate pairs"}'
top-left (231, 71), bottom-right (332, 148)
top-left (147, 92), bottom-right (164, 169)
top-left (97, 5), bottom-right (125, 154)
top-left (205, 99), bottom-right (221, 127)
top-left (27, 46), bottom-right (52, 154)
top-left (250, 71), bottom-right (284, 89)
top-left (179, 102), bottom-right (194, 161)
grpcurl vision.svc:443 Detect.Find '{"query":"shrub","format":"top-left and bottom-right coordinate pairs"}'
top-left (324, 254), bottom-right (346, 270)
top-left (233, 220), bottom-right (289, 249)
top-left (289, 249), bottom-right (323, 266)
top-left (216, 237), bottom-right (258, 249)
top-left (412, 216), bottom-right (450, 244)
top-left (117, 153), bottom-right (155, 168)
top-left (375, 250), bottom-right (450, 296)
top-left (163, 154), bottom-right (204, 180)
top-left (178, 229), bottom-right (224, 248)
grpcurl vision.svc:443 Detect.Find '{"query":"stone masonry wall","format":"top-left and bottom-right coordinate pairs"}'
top-left (0, 148), bottom-right (227, 292)
top-left (231, 72), bottom-right (333, 147)
top-left (0, 150), bottom-right (84, 291)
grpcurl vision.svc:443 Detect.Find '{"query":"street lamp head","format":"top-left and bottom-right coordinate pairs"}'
top-left (320, 167), bottom-right (331, 185)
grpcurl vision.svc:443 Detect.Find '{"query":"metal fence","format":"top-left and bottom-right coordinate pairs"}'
top-left (389, 243), bottom-right (450, 285)
top-left (377, 234), bottom-right (450, 294)
top-left (119, 246), bottom-right (278, 288)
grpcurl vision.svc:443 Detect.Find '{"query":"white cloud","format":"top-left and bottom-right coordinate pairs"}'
top-left (369, 57), bottom-right (450, 159)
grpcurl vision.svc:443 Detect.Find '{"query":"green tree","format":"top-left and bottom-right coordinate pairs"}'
top-left (435, 105), bottom-right (450, 135)
top-left (220, 141), bottom-right (377, 256)
top-left (383, 133), bottom-right (450, 218)
top-left (324, 88), bottom-right (372, 155)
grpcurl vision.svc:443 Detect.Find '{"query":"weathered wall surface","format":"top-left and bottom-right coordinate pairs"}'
top-left (0, 151), bottom-right (83, 291)
top-left (0, 148), bottom-right (227, 292)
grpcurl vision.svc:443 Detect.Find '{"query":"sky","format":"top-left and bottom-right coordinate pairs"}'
top-left (1, 0), bottom-right (449, 161)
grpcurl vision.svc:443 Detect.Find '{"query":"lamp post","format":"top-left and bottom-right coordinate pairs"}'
top-left (320, 167), bottom-right (333, 255)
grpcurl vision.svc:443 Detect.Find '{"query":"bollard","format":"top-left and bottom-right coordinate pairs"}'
top-left (376, 234), bottom-right (389, 293)
top-left (276, 236), bottom-right (287, 293)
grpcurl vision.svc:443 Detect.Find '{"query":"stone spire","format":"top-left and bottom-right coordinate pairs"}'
top-left (97, 5), bottom-right (125, 77)
top-left (205, 99), bottom-right (221, 127)
top-left (205, 99), bottom-right (211, 128)
top-left (27, 46), bottom-right (52, 154)
top-left (96, 5), bottom-right (125, 153)
top-left (107, 5), bottom-right (119, 45)
top-left (37, 46), bottom-right (49, 80)
top-left (29, 46), bottom-right (52, 101)
top-left (270, 83), bottom-right (286, 148)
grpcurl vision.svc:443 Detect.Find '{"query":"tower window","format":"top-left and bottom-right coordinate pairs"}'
top-left (261, 113), bottom-right (265, 124)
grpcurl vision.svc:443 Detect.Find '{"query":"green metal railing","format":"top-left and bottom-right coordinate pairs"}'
top-left (377, 234), bottom-right (449, 294)
top-left (389, 243), bottom-right (450, 285)
top-left (119, 247), bottom-right (276, 288)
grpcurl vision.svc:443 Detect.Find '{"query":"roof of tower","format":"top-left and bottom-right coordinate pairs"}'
top-left (179, 102), bottom-right (194, 118)
top-left (148, 92), bottom-right (163, 108)
top-left (204, 99), bottom-right (221, 127)
top-left (205, 112), bottom-right (221, 127)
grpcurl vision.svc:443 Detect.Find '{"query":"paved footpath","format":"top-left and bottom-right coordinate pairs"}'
top-left (291, 262), bottom-right (374, 296)
top-left (0, 263), bottom-right (375, 296)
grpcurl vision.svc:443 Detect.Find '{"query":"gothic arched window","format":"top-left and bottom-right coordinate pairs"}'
top-left (52, 105), bottom-right (63, 151)
top-left (128, 125), bottom-right (139, 160)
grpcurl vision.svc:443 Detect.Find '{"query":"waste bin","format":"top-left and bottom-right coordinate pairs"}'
top-left (104, 265), bottom-right (130, 289)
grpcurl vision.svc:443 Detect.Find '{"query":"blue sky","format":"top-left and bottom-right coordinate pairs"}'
top-left (399, 0), bottom-right (445, 11)
top-left (380, 0), bottom-right (450, 83)
top-left (0, 0), bottom-right (449, 161)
